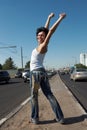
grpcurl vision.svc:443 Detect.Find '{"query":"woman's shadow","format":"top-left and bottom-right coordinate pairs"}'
top-left (64, 114), bottom-right (87, 125)
top-left (39, 114), bottom-right (87, 125)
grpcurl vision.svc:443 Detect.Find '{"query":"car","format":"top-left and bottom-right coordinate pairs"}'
top-left (23, 72), bottom-right (30, 83)
top-left (0, 70), bottom-right (10, 83)
top-left (15, 71), bottom-right (22, 78)
top-left (47, 70), bottom-right (56, 78)
top-left (22, 69), bottom-right (30, 82)
top-left (70, 68), bottom-right (87, 81)
top-left (59, 69), bottom-right (65, 75)
top-left (22, 69), bottom-right (30, 78)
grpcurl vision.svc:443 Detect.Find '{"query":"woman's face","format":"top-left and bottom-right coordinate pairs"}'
top-left (37, 31), bottom-right (46, 44)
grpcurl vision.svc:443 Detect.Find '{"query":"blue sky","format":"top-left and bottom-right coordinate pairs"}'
top-left (0, 0), bottom-right (87, 69)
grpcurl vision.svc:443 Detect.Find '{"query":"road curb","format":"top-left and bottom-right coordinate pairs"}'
top-left (0, 97), bottom-right (31, 126)
top-left (60, 76), bottom-right (86, 115)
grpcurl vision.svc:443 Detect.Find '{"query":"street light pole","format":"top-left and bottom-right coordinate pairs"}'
top-left (72, 56), bottom-right (77, 65)
top-left (21, 47), bottom-right (23, 70)
top-left (0, 45), bottom-right (24, 69)
top-left (0, 45), bottom-right (17, 68)
top-left (0, 46), bottom-right (16, 49)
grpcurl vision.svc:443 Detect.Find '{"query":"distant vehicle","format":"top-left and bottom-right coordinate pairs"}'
top-left (22, 69), bottom-right (30, 82)
top-left (59, 69), bottom-right (65, 75)
top-left (22, 69), bottom-right (30, 78)
top-left (47, 71), bottom-right (56, 78)
top-left (23, 72), bottom-right (30, 83)
top-left (15, 71), bottom-right (22, 78)
top-left (0, 70), bottom-right (10, 83)
top-left (70, 68), bottom-right (87, 81)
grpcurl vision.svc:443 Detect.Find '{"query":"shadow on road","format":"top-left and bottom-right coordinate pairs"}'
top-left (37, 114), bottom-right (87, 125)
top-left (64, 114), bottom-right (87, 125)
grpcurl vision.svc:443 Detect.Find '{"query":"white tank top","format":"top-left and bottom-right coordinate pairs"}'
top-left (30, 48), bottom-right (46, 71)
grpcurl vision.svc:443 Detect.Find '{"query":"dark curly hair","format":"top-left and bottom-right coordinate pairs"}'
top-left (36, 27), bottom-right (49, 37)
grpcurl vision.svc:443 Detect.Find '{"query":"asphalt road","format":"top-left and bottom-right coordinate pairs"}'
top-left (0, 73), bottom-right (87, 120)
top-left (0, 78), bottom-right (30, 120)
top-left (59, 73), bottom-right (87, 112)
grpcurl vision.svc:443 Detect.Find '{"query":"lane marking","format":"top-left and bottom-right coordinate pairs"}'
top-left (0, 96), bottom-right (31, 126)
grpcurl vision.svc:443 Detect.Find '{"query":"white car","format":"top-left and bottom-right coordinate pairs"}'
top-left (22, 69), bottom-right (30, 82)
top-left (70, 68), bottom-right (87, 81)
top-left (22, 69), bottom-right (30, 78)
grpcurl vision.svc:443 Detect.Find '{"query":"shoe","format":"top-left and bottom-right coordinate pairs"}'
top-left (55, 118), bottom-right (65, 124)
top-left (59, 118), bottom-right (65, 124)
top-left (31, 118), bottom-right (39, 124)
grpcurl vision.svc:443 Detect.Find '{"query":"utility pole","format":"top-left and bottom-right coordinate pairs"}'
top-left (21, 46), bottom-right (23, 70)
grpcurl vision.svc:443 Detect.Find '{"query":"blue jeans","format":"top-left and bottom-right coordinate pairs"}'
top-left (30, 68), bottom-right (64, 120)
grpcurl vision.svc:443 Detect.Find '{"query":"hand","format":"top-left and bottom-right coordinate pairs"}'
top-left (59, 13), bottom-right (66, 19)
top-left (49, 13), bottom-right (55, 18)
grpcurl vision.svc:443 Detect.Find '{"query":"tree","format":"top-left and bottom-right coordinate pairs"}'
top-left (2, 57), bottom-right (17, 70)
top-left (25, 61), bottom-right (30, 69)
top-left (75, 63), bottom-right (87, 69)
top-left (0, 64), bottom-right (2, 70)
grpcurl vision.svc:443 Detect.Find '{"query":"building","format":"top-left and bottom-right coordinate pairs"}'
top-left (80, 53), bottom-right (87, 66)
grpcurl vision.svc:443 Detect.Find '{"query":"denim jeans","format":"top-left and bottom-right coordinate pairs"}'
top-left (30, 68), bottom-right (64, 120)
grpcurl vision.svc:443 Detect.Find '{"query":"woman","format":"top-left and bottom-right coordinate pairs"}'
top-left (30, 12), bottom-right (66, 124)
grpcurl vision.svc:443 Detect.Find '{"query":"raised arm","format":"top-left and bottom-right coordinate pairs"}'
top-left (49, 13), bottom-right (66, 34)
top-left (44, 13), bottom-right (66, 45)
top-left (44, 13), bottom-right (54, 29)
